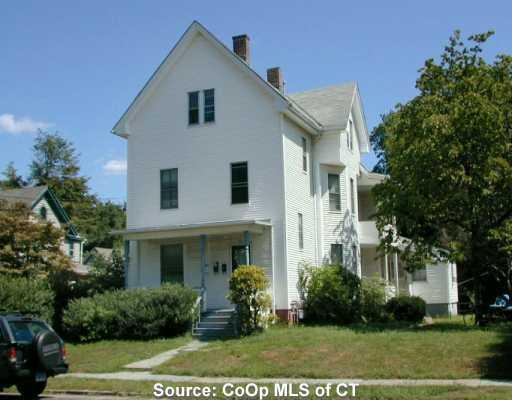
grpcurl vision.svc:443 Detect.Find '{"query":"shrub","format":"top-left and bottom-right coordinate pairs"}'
top-left (385, 295), bottom-right (426, 323)
top-left (303, 264), bottom-right (362, 325)
top-left (361, 276), bottom-right (388, 323)
top-left (228, 265), bottom-right (271, 335)
top-left (0, 275), bottom-right (54, 323)
top-left (62, 284), bottom-right (197, 342)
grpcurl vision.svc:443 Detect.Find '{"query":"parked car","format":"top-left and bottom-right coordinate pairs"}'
top-left (0, 313), bottom-right (68, 398)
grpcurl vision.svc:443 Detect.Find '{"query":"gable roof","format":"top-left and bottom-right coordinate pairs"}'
top-left (0, 185), bottom-right (48, 208)
top-left (111, 20), bottom-right (370, 149)
top-left (0, 185), bottom-right (81, 239)
top-left (288, 82), bottom-right (356, 129)
top-left (288, 82), bottom-right (370, 152)
top-left (111, 21), bottom-right (322, 137)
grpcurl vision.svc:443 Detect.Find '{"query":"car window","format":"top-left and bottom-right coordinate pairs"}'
top-left (0, 327), bottom-right (5, 343)
top-left (8, 321), bottom-right (48, 343)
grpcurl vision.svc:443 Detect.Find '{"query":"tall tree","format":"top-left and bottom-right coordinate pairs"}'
top-left (0, 162), bottom-right (27, 189)
top-left (29, 130), bottom-right (93, 219)
top-left (373, 31), bottom-right (512, 322)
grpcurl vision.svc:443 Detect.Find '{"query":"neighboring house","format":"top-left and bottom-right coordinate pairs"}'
top-left (113, 21), bottom-right (458, 317)
top-left (0, 186), bottom-right (84, 267)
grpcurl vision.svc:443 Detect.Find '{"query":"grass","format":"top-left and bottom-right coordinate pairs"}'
top-left (155, 319), bottom-right (512, 379)
top-left (65, 334), bottom-right (191, 373)
top-left (44, 379), bottom-right (512, 399)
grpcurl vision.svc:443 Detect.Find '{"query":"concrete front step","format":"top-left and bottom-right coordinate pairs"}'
top-left (193, 309), bottom-right (235, 338)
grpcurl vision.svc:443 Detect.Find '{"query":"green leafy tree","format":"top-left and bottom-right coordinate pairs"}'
top-left (81, 201), bottom-right (126, 251)
top-left (28, 130), bottom-right (126, 251)
top-left (0, 199), bottom-right (72, 277)
top-left (372, 31), bottom-right (512, 322)
top-left (0, 162), bottom-right (27, 189)
top-left (29, 130), bottom-right (94, 219)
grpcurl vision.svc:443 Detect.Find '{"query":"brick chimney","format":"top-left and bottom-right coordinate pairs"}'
top-left (232, 34), bottom-right (250, 64)
top-left (267, 67), bottom-right (284, 92)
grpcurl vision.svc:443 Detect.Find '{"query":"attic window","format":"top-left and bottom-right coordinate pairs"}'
top-left (39, 207), bottom-right (47, 220)
top-left (188, 91), bottom-right (199, 125)
top-left (204, 89), bottom-right (215, 123)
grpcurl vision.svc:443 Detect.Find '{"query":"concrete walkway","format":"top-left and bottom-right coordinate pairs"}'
top-left (59, 372), bottom-right (512, 387)
top-left (124, 340), bottom-right (208, 369)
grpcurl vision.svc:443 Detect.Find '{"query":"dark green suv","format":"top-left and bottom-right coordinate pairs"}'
top-left (0, 313), bottom-right (68, 398)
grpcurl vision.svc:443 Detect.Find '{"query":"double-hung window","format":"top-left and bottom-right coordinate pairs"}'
top-left (204, 89), bottom-right (215, 123)
top-left (161, 244), bottom-right (184, 284)
top-left (328, 174), bottom-right (341, 211)
top-left (412, 267), bottom-right (427, 282)
top-left (298, 213), bottom-right (304, 249)
top-left (330, 243), bottom-right (343, 265)
top-left (161, 168), bottom-right (178, 209)
top-left (231, 162), bottom-right (248, 204)
top-left (188, 91), bottom-right (199, 125)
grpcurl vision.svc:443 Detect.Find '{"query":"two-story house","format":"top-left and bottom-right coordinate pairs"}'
top-left (113, 21), bottom-right (458, 318)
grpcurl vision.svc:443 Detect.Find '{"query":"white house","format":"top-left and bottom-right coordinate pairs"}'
top-left (113, 21), bottom-right (458, 318)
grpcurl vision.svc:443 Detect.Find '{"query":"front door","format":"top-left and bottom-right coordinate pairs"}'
top-left (206, 248), bottom-right (231, 310)
top-left (231, 245), bottom-right (250, 273)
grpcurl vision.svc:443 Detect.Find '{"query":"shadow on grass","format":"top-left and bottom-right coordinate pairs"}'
top-left (479, 326), bottom-right (512, 380)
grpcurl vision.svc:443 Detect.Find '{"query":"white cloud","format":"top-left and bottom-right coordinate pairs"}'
top-left (103, 159), bottom-right (127, 175)
top-left (0, 113), bottom-right (52, 134)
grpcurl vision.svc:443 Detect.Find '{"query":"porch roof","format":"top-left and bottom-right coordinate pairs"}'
top-left (112, 219), bottom-right (271, 240)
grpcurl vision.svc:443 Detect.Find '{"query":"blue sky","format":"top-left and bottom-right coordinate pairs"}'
top-left (1, 1), bottom-right (511, 202)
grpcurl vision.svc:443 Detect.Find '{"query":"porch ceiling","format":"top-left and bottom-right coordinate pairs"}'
top-left (112, 219), bottom-right (271, 241)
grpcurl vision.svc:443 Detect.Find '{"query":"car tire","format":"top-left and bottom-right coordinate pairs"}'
top-left (16, 380), bottom-right (47, 399)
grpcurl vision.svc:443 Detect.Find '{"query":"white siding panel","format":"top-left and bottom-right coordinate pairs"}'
top-left (282, 117), bottom-right (316, 306)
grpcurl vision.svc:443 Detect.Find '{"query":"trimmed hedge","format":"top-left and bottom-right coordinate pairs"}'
top-left (62, 284), bottom-right (197, 342)
top-left (386, 295), bottom-right (426, 323)
top-left (0, 275), bottom-right (54, 323)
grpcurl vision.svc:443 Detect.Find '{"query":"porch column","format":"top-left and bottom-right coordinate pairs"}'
top-left (244, 231), bottom-right (252, 265)
top-left (199, 235), bottom-right (208, 310)
top-left (393, 252), bottom-right (399, 293)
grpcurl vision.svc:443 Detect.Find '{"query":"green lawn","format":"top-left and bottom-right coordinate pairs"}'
top-left (45, 379), bottom-right (512, 400)
top-left (66, 334), bottom-right (191, 373)
top-left (155, 320), bottom-right (512, 379)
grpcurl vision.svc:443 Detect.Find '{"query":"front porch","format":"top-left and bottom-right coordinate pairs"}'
top-left (118, 219), bottom-right (274, 312)
top-left (360, 245), bottom-right (409, 296)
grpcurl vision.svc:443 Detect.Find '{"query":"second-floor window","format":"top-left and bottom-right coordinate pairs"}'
top-left (204, 89), bottom-right (215, 123)
top-left (298, 213), bottom-right (304, 249)
top-left (231, 162), bottom-right (248, 204)
top-left (302, 137), bottom-right (307, 172)
top-left (350, 177), bottom-right (356, 215)
top-left (328, 174), bottom-right (341, 211)
top-left (188, 91), bottom-right (199, 125)
top-left (161, 168), bottom-right (178, 209)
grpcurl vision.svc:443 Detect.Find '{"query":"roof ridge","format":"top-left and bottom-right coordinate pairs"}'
top-left (288, 81), bottom-right (357, 96)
